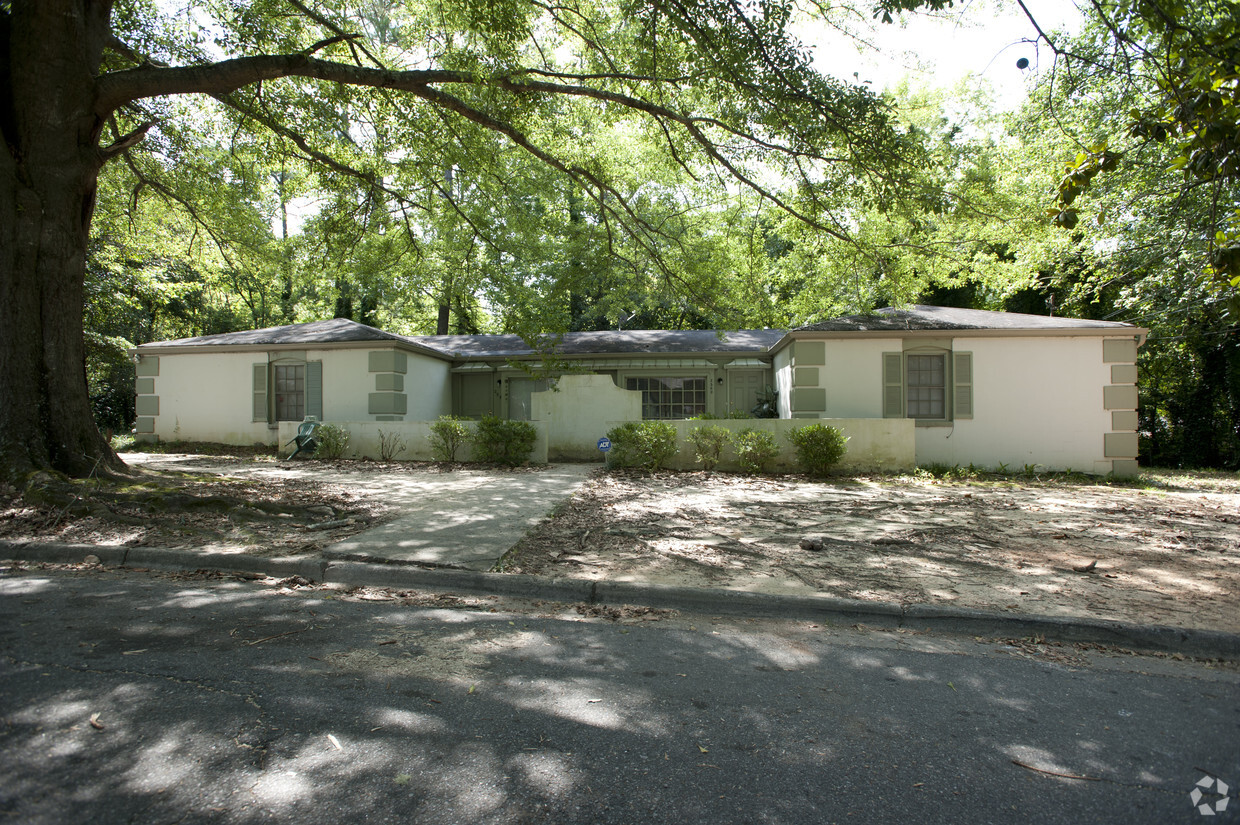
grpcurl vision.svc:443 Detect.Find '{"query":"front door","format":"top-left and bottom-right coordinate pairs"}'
top-left (728, 370), bottom-right (766, 417)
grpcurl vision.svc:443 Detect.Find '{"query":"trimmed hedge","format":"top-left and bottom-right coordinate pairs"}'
top-left (786, 423), bottom-right (848, 477)
top-left (472, 415), bottom-right (537, 466)
top-left (730, 427), bottom-right (779, 474)
top-left (607, 421), bottom-right (678, 470)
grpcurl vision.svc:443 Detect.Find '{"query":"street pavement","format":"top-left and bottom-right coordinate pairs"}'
top-left (1, 567), bottom-right (1237, 824)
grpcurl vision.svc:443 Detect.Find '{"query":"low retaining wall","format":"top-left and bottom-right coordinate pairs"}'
top-left (273, 417), bottom-right (910, 471)
top-left (603, 418), bottom-right (915, 473)
top-left (277, 420), bottom-right (550, 464)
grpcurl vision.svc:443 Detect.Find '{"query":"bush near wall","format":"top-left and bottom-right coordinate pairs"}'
top-left (730, 428), bottom-right (780, 474)
top-left (429, 415), bottom-right (472, 462)
top-left (472, 415), bottom-right (538, 466)
top-left (607, 421), bottom-right (679, 470)
top-left (786, 423), bottom-right (849, 477)
top-left (313, 424), bottom-right (350, 459)
top-left (687, 424), bottom-right (730, 470)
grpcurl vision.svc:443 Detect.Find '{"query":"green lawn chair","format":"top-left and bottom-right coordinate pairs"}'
top-left (284, 418), bottom-right (320, 459)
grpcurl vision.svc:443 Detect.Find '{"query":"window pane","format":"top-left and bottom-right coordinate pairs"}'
top-left (274, 364), bottom-right (306, 421)
top-left (625, 376), bottom-right (707, 419)
top-left (906, 355), bottom-right (946, 419)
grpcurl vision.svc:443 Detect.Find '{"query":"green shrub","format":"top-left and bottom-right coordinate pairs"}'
top-left (607, 421), bottom-right (678, 470)
top-left (730, 427), bottom-right (779, 474)
top-left (429, 415), bottom-right (472, 462)
top-left (313, 424), bottom-right (350, 459)
top-left (473, 415), bottom-right (537, 466)
top-left (786, 424), bottom-right (848, 477)
top-left (687, 424), bottom-right (730, 470)
top-left (110, 433), bottom-right (137, 452)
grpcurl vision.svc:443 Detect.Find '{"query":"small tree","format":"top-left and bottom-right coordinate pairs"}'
top-left (730, 428), bottom-right (780, 474)
top-left (687, 425), bottom-right (730, 470)
top-left (429, 416), bottom-right (472, 462)
top-left (607, 421), bottom-right (679, 470)
top-left (473, 416), bottom-right (537, 466)
top-left (786, 424), bottom-right (848, 477)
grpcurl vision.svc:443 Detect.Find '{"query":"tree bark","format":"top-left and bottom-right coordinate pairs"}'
top-left (0, 1), bottom-right (123, 479)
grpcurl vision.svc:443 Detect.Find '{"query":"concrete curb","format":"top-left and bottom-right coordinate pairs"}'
top-left (4, 540), bottom-right (1238, 661)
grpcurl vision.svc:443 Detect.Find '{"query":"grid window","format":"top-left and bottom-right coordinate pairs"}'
top-left (274, 364), bottom-right (305, 421)
top-left (906, 354), bottom-right (945, 419)
top-left (625, 376), bottom-right (707, 419)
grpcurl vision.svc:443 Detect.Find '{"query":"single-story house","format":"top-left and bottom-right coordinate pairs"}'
top-left (131, 305), bottom-right (1147, 476)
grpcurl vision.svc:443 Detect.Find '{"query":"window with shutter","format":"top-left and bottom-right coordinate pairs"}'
top-left (884, 348), bottom-right (971, 422)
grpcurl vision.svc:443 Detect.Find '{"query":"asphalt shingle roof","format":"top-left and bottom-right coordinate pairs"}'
top-left (143, 318), bottom-right (407, 347)
top-left (137, 306), bottom-right (1140, 357)
top-left (795, 305), bottom-right (1135, 332)
top-left (408, 329), bottom-right (786, 358)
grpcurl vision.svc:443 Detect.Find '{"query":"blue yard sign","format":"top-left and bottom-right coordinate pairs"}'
top-left (597, 437), bottom-right (612, 452)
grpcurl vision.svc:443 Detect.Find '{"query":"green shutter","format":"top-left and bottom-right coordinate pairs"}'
top-left (882, 352), bottom-right (904, 418)
top-left (305, 361), bottom-right (323, 420)
top-left (252, 363), bottom-right (268, 422)
top-left (953, 351), bottom-right (973, 419)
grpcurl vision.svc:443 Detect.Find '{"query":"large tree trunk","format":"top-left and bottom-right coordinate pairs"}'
top-left (0, 1), bottom-right (123, 480)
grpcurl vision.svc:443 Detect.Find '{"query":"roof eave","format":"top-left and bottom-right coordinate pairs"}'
top-left (447, 348), bottom-right (776, 362)
top-left (130, 337), bottom-right (451, 360)
top-left (780, 326), bottom-right (1148, 342)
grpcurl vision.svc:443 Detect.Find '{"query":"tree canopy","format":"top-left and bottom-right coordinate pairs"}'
top-left (3, 0), bottom-right (1238, 476)
top-left (0, 0), bottom-right (938, 478)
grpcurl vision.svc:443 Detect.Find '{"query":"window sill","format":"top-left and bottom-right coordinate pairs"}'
top-left (914, 420), bottom-right (954, 428)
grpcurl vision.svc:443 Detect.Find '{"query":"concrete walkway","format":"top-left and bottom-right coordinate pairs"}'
top-left (322, 464), bottom-right (595, 569)
top-left (124, 454), bottom-right (597, 571)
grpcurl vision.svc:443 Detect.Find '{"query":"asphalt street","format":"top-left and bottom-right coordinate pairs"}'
top-left (1, 566), bottom-right (1236, 825)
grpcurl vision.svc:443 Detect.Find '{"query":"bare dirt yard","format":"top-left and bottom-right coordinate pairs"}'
top-left (2, 451), bottom-right (1236, 634)
top-left (0, 454), bottom-right (393, 557)
top-left (502, 470), bottom-right (1240, 634)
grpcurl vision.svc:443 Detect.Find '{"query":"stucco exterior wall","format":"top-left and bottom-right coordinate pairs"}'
top-left (913, 336), bottom-right (1115, 473)
top-left (820, 339), bottom-right (901, 418)
top-left (321, 349), bottom-right (385, 420)
top-left (531, 374), bottom-right (643, 460)
top-left (141, 347), bottom-right (451, 446)
top-left (771, 333), bottom-right (1136, 475)
top-left (145, 351), bottom-right (278, 445)
top-left (772, 347), bottom-right (793, 420)
top-left (402, 354), bottom-right (452, 420)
